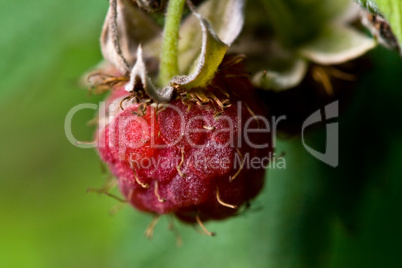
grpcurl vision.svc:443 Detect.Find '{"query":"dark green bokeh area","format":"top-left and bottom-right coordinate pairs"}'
top-left (1, 1), bottom-right (402, 267)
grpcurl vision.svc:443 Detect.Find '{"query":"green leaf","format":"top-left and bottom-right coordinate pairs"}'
top-left (260, 0), bottom-right (351, 48)
top-left (252, 58), bottom-right (308, 91)
top-left (355, 0), bottom-right (383, 15)
top-left (357, 0), bottom-right (402, 51)
top-left (178, 0), bottom-right (244, 74)
top-left (170, 9), bottom-right (229, 89)
top-left (199, 0), bottom-right (245, 45)
top-left (300, 25), bottom-right (376, 65)
top-left (125, 0), bottom-right (244, 102)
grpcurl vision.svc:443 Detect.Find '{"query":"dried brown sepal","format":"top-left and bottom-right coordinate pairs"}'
top-left (101, 0), bottom-right (161, 73)
top-left (87, 72), bottom-right (129, 95)
top-left (133, 0), bottom-right (167, 13)
top-left (126, 46), bottom-right (174, 104)
top-left (176, 86), bottom-right (231, 117)
top-left (361, 11), bottom-right (400, 52)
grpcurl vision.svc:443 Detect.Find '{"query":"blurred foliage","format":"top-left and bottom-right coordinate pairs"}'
top-left (1, 1), bottom-right (402, 268)
top-left (260, 0), bottom-right (350, 48)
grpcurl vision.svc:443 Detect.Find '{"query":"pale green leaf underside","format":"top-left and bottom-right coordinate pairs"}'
top-left (171, 14), bottom-right (229, 89)
top-left (300, 25), bottom-right (376, 65)
top-left (252, 58), bottom-right (308, 91)
top-left (178, 0), bottom-right (244, 74)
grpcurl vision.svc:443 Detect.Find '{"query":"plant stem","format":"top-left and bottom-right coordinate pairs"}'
top-left (158, 0), bottom-right (186, 86)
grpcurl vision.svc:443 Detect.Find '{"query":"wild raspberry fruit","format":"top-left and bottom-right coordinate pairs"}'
top-left (97, 61), bottom-right (272, 226)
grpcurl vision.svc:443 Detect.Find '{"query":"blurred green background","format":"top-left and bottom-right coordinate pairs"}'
top-left (1, 1), bottom-right (402, 267)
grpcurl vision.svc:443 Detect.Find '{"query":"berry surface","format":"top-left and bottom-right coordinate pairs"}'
top-left (97, 62), bottom-right (272, 223)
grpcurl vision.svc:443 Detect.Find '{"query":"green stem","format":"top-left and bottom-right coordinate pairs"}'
top-left (158, 0), bottom-right (186, 87)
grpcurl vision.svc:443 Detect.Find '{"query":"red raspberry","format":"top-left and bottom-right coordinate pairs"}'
top-left (97, 62), bottom-right (272, 225)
